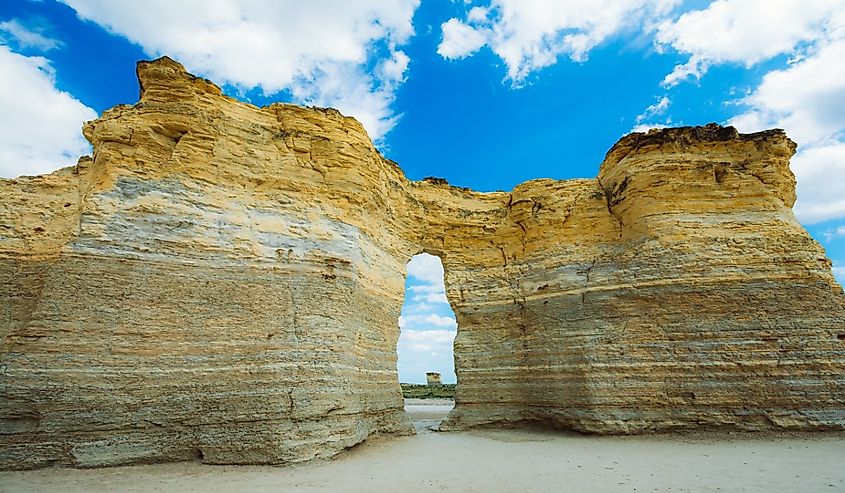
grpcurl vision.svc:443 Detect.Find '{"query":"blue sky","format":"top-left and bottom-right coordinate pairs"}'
top-left (2, 1), bottom-right (844, 384)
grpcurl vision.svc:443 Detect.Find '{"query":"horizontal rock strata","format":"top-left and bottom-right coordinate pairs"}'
top-left (1, 57), bottom-right (843, 469)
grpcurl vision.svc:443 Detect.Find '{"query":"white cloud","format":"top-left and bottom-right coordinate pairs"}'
top-left (380, 49), bottom-right (410, 83)
top-left (467, 6), bottom-right (489, 24)
top-left (397, 328), bottom-right (456, 383)
top-left (630, 122), bottom-right (670, 134)
top-left (437, 0), bottom-right (679, 82)
top-left (659, 56), bottom-right (707, 88)
top-left (287, 52), bottom-right (409, 140)
top-left (406, 252), bottom-right (445, 284)
top-left (0, 19), bottom-right (62, 51)
top-left (727, 36), bottom-right (845, 224)
top-left (400, 329), bottom-right (456, 344)
top-left (408, 284), bottom-right (441, 294)
top-left (416, 292), bottom-right (449, 304)
top-left (656, 0), bottom-right (843, 87)
top-left (403, 301), bottom-right (435, 314)
top-left (635, 96), bottom-right (670, 124)
top-left (0, 45), bottom-right (97, 178)
top-left (656, 0), bottom-right (842, 86)
top-left (407, 283), bottom-right (449, 304)
top-left (438, 17), bottom-right (488, 59)
top-left (60, 0), bottom-right (420, 140)
top-left (832, 261), bottom-right (845, 286)
top-left (399, 313), bottom-right (457, 330)
top-left (727, 39), bottom-right (845, 147)
top-left (788, 143), bottom-right (845, 224)
top-left (823, 226), bottom-right (845, 242)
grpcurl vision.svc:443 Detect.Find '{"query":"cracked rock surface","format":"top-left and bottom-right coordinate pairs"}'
top-left (1, 57), bottom-right (843, 470)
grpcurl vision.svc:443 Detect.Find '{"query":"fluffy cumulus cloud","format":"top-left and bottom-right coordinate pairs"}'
top-left (787, 143), bottom-right (845, 223)
top-left (61, 0), bottom-right (420, 140)
top-left (437, 17), bottom-right (487, 59)
top-left (722, 8), bottom-right (845, 224)
top-left (655, 0), bottom-right (842, 87)
top-left (406, 252), bottom-right (446, 284)
top-left (437, 0), bottom-right (679, 82)
top-left (727, 40), bottom-right (845, 149)
top-left (0, 28), bottom-right (97, 178)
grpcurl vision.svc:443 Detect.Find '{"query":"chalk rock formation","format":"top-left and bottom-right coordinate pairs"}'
top-left (1, 57), bottom-right (843, 470)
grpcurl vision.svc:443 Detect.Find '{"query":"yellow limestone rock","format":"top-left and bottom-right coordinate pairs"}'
top-left (1, 57), bottom-right (843, 469)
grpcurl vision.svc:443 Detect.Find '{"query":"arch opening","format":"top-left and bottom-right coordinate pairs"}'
top-left (397, 253), bottom-right (457, 431)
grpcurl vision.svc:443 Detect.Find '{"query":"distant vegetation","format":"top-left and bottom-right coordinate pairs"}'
top-left (401, 383), bottom-right (455, 399)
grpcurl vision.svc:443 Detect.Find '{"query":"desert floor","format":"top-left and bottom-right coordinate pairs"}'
top-left (2, 399), bottom-right (844, 492)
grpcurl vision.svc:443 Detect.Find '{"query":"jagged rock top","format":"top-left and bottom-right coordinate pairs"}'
top-left (604, 123), bottom-right (796, 167)
top-left (124, 57), bottom-right (798, 196)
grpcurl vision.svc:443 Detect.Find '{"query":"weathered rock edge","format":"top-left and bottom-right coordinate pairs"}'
top-left (1, 57), bottom-right (843, 470)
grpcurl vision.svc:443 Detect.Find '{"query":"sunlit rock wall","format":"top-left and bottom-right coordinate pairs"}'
top-left (0, 58), bottom-right (416, 469)
top-left (1, 57), bottom-right (843, 470)
top-left (440, 126), bottom-right (845, 433)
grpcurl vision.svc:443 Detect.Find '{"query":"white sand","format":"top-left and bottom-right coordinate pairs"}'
top-left (3, 400), bottom-right (844, 493)
top-left (404, 398), bottom-right (455, 431)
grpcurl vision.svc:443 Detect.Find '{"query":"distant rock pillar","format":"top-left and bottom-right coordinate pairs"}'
top-left (426, 372), bottom-right (442, 385)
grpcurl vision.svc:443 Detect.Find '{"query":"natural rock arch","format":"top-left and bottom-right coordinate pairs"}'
top-left (1, 57), bottom-right (843, 469)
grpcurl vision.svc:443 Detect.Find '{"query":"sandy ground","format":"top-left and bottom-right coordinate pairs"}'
top-left (3, 399), bottom-right (844, 493)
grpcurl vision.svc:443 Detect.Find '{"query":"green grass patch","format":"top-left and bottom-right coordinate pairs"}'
top-left (400, 383), bottom-right (455, 399)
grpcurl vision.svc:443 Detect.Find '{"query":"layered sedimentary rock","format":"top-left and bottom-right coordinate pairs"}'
top-left (1, 57), bottom-right (843, 470)
top-left (441, 127), bottom-right (845, 433)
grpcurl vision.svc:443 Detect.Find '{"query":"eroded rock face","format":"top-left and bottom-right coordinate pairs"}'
top-left (1, 57), bottom-right (843, 469)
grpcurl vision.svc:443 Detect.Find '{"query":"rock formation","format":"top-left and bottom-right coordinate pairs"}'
top-left (1, 57), bottom-right (843, 470)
